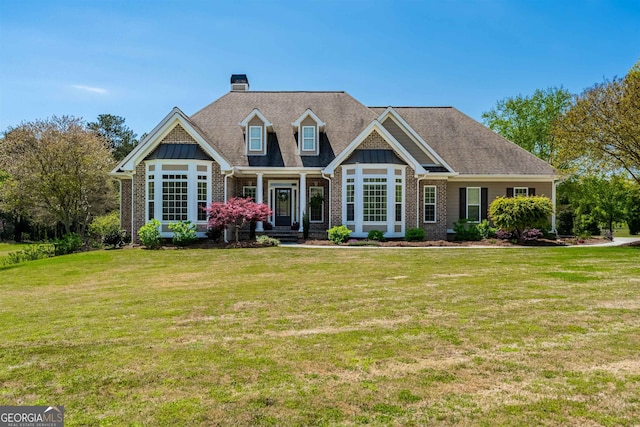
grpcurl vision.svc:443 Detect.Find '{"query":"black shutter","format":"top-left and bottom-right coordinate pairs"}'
top-left (481, 188), bottom-right (488, 221)
top-left (506, 187), bottom-right (514, 197)
top-left (528, 187), bottom-right (536, 196)
top-left (459, 188), bottom-right (466, 219)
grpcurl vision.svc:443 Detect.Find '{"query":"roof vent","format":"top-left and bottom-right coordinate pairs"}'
top-left (230, 74), bottom-right (249, 92)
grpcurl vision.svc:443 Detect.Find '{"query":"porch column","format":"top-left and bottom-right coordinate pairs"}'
top-left (299, 172), bottom-right (306, 232)
top-left (256, 173), bottom-right (264, 232)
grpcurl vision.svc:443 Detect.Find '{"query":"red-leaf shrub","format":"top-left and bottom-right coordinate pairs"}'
top-left (204, 197), bottom-right (272, 243)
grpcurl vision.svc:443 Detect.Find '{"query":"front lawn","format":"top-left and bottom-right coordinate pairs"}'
top-left (1, 246), bottom-right (639, 426)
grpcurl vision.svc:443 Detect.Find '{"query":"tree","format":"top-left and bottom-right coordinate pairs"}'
top-left (552, 60), bottom-right (640, 184)
top-left (205, 197), bottom-right (271, 243)
top-left (488, 196), bottom-right (553, 242)
top-left (0, 116), bottom-right (116, 236)
top-left (482, 87), bottom-right (572, 164)
top-left (573, 176), bottom-right (628, 237)
top-left (87, 114), bottom-right (139, 161)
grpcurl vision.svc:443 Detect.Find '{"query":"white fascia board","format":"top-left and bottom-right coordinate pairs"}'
top-left (323, 120), bottom-right (427, 175)
top-left (448, 174), bottom-right (557, 182)
top-left (234, 166), bottom-right (324, 176)
top-left (239, 108), bottom-right (273, 128)
top-left (117, 107), bottom-right (232, 172)
top-left (291, 108), bottom-right (326, 129)
top-left (377, 107), bottom-right (455, 174)
top-left (112, 106), bottom-right (182, 173)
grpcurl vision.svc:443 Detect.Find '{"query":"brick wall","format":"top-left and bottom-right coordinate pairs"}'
top-left (418, 179), bottom-right (448, 240)
top-left (120, 178), bottom-right (133, 236)
top-left (132, 162), bottom-right (146, 242)
top-left (161, 124), bottom-right (197, 144)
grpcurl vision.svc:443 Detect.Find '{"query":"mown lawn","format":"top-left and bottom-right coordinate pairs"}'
top-left (1, 246), bottom-right (639, 426)
top-left (0, 242), bottom-right (31, 257)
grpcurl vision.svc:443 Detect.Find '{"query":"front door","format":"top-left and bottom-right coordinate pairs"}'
top-left (274, 188), bottom-right (292, 226)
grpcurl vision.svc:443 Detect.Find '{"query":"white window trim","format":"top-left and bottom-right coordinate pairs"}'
top-left (423, 185), bottom-right (437, 223)
top-left (145, 160), bottom-right (212, 237)
top-left (243, 185), bottom-right (257, 200)
top-left (248, 126), bottom-right (263, 152)
top-left (301, 126), bottom-right (317, 153)
top-left (466, 187), bottom-right (481, 223)
top-left (309, 186), bottom-right (324, 223)
top-left (342, 164), bottom-right (406, 238)
top-left (514, 187), bottom-right (529, 197)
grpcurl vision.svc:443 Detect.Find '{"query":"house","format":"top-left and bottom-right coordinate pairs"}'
top-left (111, 74), bottom-right (557, 241)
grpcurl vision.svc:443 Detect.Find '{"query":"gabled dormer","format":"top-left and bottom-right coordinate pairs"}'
top-left (239, 108), bottom-right (272, 156)
top-left (292, 108), bottom-right (325, 156)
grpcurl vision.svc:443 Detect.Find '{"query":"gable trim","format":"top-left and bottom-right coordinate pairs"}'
top-left (323, 120), bottom-right (427, 175)
top-left (377, 107), bottom-right (455, 173)
top-left (239, 108), bottom-right (273, 129)
top-left (112, 107), bottom-right (232, 173)
top-left (291, 108), bottom-right (326, 129)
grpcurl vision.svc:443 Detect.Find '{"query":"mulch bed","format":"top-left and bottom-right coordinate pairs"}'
top-left (124, 237), bottom-right (619, 250)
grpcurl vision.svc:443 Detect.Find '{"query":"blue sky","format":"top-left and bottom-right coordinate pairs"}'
top-left (1, 0), bottom-right (638, 137)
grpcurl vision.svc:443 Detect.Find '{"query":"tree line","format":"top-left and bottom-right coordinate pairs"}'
top-left (482, 59), bottom-right (640, 236)
top-left (0, 114), bottom-right (139, 241)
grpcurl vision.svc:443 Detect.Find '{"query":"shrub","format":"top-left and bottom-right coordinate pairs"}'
top-left (496, 229), bottom-right (513, 240)
top-left (521, 228), bottom-right (544, 241)
top-left (256, 235), bottom-right (280, 246)
top-left (367, 229), bottom-right (386, 242)
top-left (302, 213), bottom-right (310, 239)
top-left (89, 212), bottom-right (127, 248)
top-left (476, 219), bottom-right (497, 239)
top-left (626, 188), bottom-right (640, 235)
top-left (206, 227), bottom-right (223, 242)
top-left (53, 233), bottom-right (83, 256)
top-left (168, 220), bottom-right (198, 246)
top-left (556, 206), bottom-right (575, 235)
top-left (453, 219), bottom-right (482, 241)
top-left (3, 244), bottom-right (55, 265)
top-left (574, 214), bottom-right (601, 236)
top-left (489, 196), bottom-right (553, 241)
top-left (328, 225), bottom-right (351, 244)
top-left (103, 229), bottom-right (127, 248)
top-left (138, 219), bottom-right (161, 249)
top-left (405, 227), bottom-right (426, 242)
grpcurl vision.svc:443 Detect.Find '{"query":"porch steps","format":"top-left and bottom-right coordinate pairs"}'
top-left (263, 228), bottom-right (300, 243)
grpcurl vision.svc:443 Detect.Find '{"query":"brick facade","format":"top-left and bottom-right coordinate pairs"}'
top-left (120, 178), bottom-right (133, 236)
top-left (418, 179), bottom-right (448, 240)
top-left (161, 124), bottom-right (197, 144)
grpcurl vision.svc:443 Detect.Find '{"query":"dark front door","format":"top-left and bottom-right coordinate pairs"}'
top-left (274, 188), bottom-right (292, 226)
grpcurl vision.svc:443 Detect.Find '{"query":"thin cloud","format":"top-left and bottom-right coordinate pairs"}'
top-left (72, 84), bottom-right (108, 95)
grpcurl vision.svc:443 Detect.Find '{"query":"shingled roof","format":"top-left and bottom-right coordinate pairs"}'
top-left (371, 107), bottom-right (556, 175)
top-left (190, 91), bottom-right (377, 168)
top-left (187, 91), bottom-right (554, 175)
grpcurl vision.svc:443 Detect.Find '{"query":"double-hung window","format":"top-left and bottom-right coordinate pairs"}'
top-left (249, 126), bottom-right (262, 151)
top-left (424, 186), bottom-right (436, 222)
top-left (514, 187), bottom-right (528, 197)
top-left (363, 177), bottom-right (387, 222)
top-left (243, 186), bottom-right (257, 201)
top-left (309, 186), bottom-right (324, 222)
top-left (302, 126), bottom-right (316, 152)
top-left (466, 187), bottom-right (481, 222)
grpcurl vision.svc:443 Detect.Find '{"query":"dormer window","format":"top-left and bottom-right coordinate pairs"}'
top-left (302, 126), bottom-right (316, 152)
top-left (292, 109), bottom-right (325, 156)
top-left (239, 108), bottom-right (272, 156)
top-left (249, 126), bottom-right (263, 151)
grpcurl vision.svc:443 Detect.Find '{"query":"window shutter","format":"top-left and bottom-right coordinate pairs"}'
top-left (459, 188), bottom-right (466, 219)
top-left (528, 187), bottom-right (536, 196)
top-left (481, 188), bottom-right (488, 221)
top-left (506, 187), bottom-right (514, 197)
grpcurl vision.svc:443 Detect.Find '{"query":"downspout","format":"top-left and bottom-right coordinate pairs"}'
top-left (552, 178), bottom-right (557, 235)
top-left (321, 172), bottom-right (332, 230)
top-left (223, 169), bottom-right (235, 243)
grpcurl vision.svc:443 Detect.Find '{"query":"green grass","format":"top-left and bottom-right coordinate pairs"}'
top-left (0, 242), bottom-right (31, 257)
top-left (1, 246), bottom-right (639, 426)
